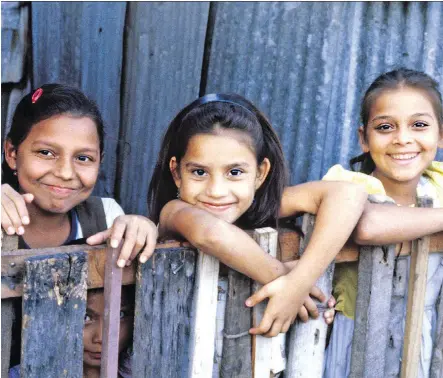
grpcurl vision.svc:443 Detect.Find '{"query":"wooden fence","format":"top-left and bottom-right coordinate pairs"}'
top-left (2, 213), bottom-right (443, 378)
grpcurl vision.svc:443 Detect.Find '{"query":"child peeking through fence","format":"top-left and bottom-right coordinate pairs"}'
top-left (148, 93), bottom-right (368, 336)
top-left (322, 68), bottom-right (443, 377)
top-left (8, 285), bottom-right (135, 378)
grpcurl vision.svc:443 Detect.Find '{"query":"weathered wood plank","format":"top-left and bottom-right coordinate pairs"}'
top-left (100, 245), bottom-right (123, 378)
top-left (118, 2), bottom-right (209, 214)
top-left (286, 214), bottom-right (333, 378)
top-left (401, 197), bottom-right (433, 378)
top-left (20, 252), bottom-right (87, 377)
top-left (1, 2), bottom-right (28, 83)
top-left (31, 2), bottom-right (126, 197)
top-left (220, 270), bottom-right (252, 377)
top-left (430, 281), bottom-right (443, 378)
top-left (188, 251), bottom-right (220, 377)
top-left (252, 227), bottom-right (279, 378)
top-left (349, 243), bottom-right (396, 378)
top-left (132, 247), bottom-right (197, 377)
top-left (1, 299), bottom-right (14, 378)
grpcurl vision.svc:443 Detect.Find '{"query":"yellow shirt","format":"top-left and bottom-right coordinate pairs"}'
top-left (322, 161), bottom-right (443, 319)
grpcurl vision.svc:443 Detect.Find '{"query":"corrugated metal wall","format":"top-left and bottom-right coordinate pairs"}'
top-left (2, 1), bottom-right (442, 215)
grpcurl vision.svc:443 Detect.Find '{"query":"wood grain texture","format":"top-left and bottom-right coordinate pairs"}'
top-left (1, 299), bottom-right (14, 378)
top-left (132, 247), bottom-right (197, 377)
top-left (20, 252), bottom-right (87, 378)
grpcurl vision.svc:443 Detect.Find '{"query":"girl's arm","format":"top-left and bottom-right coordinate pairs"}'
top-left (354, 203), bottom-right (443, 245)
top-left (247, 181), bottom-right (367, 336)
top-left (159, 199), bottom-right (287, 284)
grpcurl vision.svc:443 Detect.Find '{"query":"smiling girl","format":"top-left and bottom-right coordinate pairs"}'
top-left (323, 68), bottom-right (443, 377)
top-left (148, 93), bottom-right (367, 336)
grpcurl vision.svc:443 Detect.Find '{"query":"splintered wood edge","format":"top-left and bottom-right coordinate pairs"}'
top-left (2, 230), bottom-right (443, 298)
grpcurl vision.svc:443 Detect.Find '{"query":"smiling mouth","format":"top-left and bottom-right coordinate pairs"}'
top-left (389, 152), bottom-right (419, 161)
top-left (200, 202), bottom-right (235, 211)
top-left (42, 184), bottom-right (78, 196)
top-left (86, 351), bottom-right (101, 359)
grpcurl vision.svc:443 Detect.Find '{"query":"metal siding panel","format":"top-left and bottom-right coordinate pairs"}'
top-left (205, 2), bottom-right (443, 187)
top-left (31, 2), bottom-right (126, 197)
top-left (117, 2), bottom-right (209, 215)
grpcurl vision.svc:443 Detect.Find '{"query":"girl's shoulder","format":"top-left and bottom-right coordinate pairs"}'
top-left (322, 164), bottom-right (386, 196)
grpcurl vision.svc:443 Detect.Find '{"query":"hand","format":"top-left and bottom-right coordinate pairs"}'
top-left (246, 274), bottom-right (307, 337)
top-left (86, 215), bottom-right (158, 268)
top-left (2, 184), bottom-right (33, 235)
top-left (323, 296), bottom-right (336, 325)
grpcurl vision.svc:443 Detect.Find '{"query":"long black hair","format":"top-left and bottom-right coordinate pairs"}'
top-left (350, 68), bottom-right (443, 173)
top-left (2, 83), bottom-right (105, 190)
top-left (148, 93), bottom-right (288, 228)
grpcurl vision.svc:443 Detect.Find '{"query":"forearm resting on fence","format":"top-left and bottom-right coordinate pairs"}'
top-left (159, 200), bottom-right (287, 284)
top-left (354, 204), bottom-right (443, 245)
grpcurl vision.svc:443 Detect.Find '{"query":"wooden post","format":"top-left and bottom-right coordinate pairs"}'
top-left (20, 252), bottom-right (87, 378)
top-left (100, 245), bottom-right (123, 378)
top-left (1, 299), bottom-right (14, 378)
top-left (384, 256), bottom-right (409, 377)
top-left (286, 214), bottom-right (334, 378)
top-left (132, 247), bottom-right (197, 377)
top-left (401, 197), bottom-right (433, 378)
top-left (220, 270), bottom-right (252, 377)
top-left (188, 250), bottom-right (220, 377)
top-left (252, 227), bottom-right (280, 378)
top-left (430, 283), bottom-right (443, 378)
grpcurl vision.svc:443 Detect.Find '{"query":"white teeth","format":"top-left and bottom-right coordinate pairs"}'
top-left (390, 153), bottom-right (418, 160)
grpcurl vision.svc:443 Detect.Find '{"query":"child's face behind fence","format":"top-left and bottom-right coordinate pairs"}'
top-left (359, 87), bottom-right (443, 186)
top-left (83, 291), bottom-right (134, 369)
top-left (170, 130), bottom-right (270, 224)
top-left (4, 114), bottom-right (100, 214)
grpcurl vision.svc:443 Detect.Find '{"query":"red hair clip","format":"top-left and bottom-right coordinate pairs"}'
top-left (31, 88), bottom-right (43, 103)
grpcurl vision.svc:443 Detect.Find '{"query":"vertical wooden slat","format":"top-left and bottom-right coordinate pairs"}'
top-left (220, 270), bottom-right (252, 377)
top-left (132, 247), bottom-right (197, 377)
top-left (100, 245), bottom-right (123, 378)
top-left (1, 299), bottom-right (15, 378)
top-left (252, 227), bottom-right (279, 378)
top-left (401, 197), bottom-right (433, 378)
top-left (430, 282), bottom-right (443, 378)
top-left (188, 251), bottom-right (220, 377)
top-left (286, 214), bottom-right (334, 378)
top-left (21, 252), bottom-right (87, 377)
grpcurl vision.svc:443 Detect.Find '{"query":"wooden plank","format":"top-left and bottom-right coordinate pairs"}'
top-left (401, 197), bottom-right (433, 378)
top-left (1, 2), bottom-right (28, 83)
top-left (349, 243), bottom-right (396, 378)
top-left (220, 270), bottom-right (252, 377)
top-left (132, 247), bottom-right (197, 377)
top-left (188, 251), bottom-right (220, 377)
top-left (252, 227), bottom-right (279, 378)
top-left (286, 214), bottom-right (333, 378)
top-left (118, 2), bottom-right (209, 215)
top-left (32, 2), bottom-right (126, 197)
top-left (20, 252), bottom-right (87, 377)
top-left (384, 257), bottom-right (409, 377)
top-left (214, 277), bottom-right (228, 377)
top-left (100, 245), bottom-right (123, 378)
top-left (430, 282), bottom-right (443, 378)
top-left (3, 234), bottom-right (443, 298)
top-left (1, 299), bottom-right (14, 378)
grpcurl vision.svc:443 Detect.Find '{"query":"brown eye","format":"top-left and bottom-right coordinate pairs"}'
top-left (192, 169), bottom-right (206, 176)
top-left (375, 124), bottom-right (393, 131)
top-left (413, 121), bottom-right (428, 128)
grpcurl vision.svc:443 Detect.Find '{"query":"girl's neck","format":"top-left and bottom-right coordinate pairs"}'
top-left (372, 171), bottom-right (419, 206)
top-left (22, 202), bottom-right (71, 248)
top-left (83, 366), bottom-right (100, 378)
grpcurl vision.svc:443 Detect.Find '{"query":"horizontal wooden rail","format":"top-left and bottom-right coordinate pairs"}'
top-left (2, 231), bottom-right (443, 299)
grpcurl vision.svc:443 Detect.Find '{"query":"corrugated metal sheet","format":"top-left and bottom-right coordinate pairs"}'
top-left (117, 2), bottom-right (209, 214)
top-left (204, 2), bottom-right (443, 185)
top-left (32, 2), bottom-right (126, 197)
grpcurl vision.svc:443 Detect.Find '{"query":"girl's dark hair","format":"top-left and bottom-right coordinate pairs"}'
top-left (351, 67), bottom-right (443, 173)
top-left (148, 93), bottom-right (288, 228)
top-left (2, 83), bottom-right (105, 190)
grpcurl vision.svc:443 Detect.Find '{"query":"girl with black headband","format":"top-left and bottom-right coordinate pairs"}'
top-left (148, 93), bottom-right (368, 336)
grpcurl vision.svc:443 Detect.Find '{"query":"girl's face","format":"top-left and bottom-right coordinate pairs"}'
top-left (83, 291), bottom-right (134, 369)
top-left (359, 87), bottom-right (443, 186)
top-left (170, 130), bottom-right (270, 224)
top-left (5, 115), bottom-right (101, 214)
